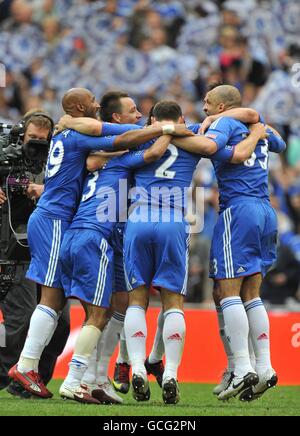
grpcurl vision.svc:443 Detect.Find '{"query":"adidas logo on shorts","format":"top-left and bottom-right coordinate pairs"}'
top-left (236, 267), bottom-right (246, 274)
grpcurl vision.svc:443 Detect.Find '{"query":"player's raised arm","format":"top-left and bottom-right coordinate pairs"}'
top-left (172, 115), bottom-right (233, 155)
top-left (76, 123), bottom-right (193, 155)
top-left (230, 123), bottom-right (268, 164)
top-left (86, 155), bottom-right (110, 172)
top-left (86, 151), bottom-right (127, 172)
top-left (105, 124), bottom-right (194, 151)
top-left (143, 135), bottom-right (172, 163)
top-left (56, 115), bottom-right (141, 136)
top-left (56, 115), bottom-right (102, 135)
top-left (266, 126), bottom-right (287, 154)
top-left (171, 134), bottom-right (219, 155)
top-left (200, 108), bottom-right (260, 134)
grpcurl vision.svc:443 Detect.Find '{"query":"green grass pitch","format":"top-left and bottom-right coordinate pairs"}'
top-left (0, 381), bottom-right (299, 416)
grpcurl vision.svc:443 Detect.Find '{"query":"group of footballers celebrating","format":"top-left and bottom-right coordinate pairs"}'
top-left (8, 83), bottom-right (286, 406)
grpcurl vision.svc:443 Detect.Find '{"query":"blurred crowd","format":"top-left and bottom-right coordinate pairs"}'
top-left (1, 0), bottom-right (300, 307)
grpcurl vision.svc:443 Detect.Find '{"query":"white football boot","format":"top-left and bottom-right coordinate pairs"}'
top-left (239, 368), bottom-right (278, 402)
top-left (217, 372), bottom-right (259, 401)
top-left (213, 370), bottom-right (234, 395)
top-left (59, 383), bottom-right (100, 404)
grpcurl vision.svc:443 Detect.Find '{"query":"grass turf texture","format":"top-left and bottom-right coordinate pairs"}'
top-left (0, 381), bottom-right (299, 416)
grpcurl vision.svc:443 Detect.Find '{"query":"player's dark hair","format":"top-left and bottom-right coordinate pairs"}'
top-left (146, 104), bottom-right (155, 126)
top-left (207, 82), bottom-right (224, 92)
top-left (100, 91), bottom-right (129, 122)
top-left (152, 100), bottom-right (182, 122)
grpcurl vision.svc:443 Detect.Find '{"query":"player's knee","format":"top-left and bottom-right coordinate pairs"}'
top-left (213, 282), bottom-right (221, 305)
top-left (40, 286), bottom-right (65, 313)
top-left (111, 291), bottom-right (129, 314)
top-left (218, 278), bottom-right (243, 300)
top-left (161, 289), bottom-right (184, 312)
top-left (87, 307), bottom-right (108, 331)
top-left (241, 288), bottom-right (260, 302)
top-left (128, 286), bottom-right (148, 310)
top-left (241, 274), bottom-right (262, 302)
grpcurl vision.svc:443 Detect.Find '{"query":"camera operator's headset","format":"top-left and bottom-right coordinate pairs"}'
top-left (9, 112), bottom-right (55, 145)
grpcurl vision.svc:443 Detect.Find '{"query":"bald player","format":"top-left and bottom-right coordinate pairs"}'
top-left (177, 84), bottom-right (285, 402)
top-left (8, 88), bottom-right (184, 400)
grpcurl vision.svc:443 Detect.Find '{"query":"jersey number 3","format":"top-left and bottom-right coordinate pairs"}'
top-left (82, 171), bottom-right (99, 202)
top-left (155, 144), bottom-right (178, 179)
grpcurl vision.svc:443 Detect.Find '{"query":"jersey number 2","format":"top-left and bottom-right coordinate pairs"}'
top-left (155, 144), bottom-right (178, 179)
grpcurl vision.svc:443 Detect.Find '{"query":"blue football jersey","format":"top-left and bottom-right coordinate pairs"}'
top-left (188, 123), bottom-right (234, 161)
top-left (37, 124), bottom-right (141, 221)
top-left (132, 144), bottom-right (200, 211)
top-left (131, 141), bottom-right (233, 214)
top-left (90, 124), bottom-right (234, 215)
top-left (187, 123), bottom-right (201, 134)
top-left (205, 117), bottom-right (272, 211)
top-left (70, 150), bottom-right (147, 238)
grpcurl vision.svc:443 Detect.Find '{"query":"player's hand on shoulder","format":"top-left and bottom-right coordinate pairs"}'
top-left (87, 155), bottom-right (111, 172)
top-left (249, 123), bottom-right (269, 140)
top-left (26, 184), bottom-right (44, 200)
top-left (150, 121), bottom-right (194, 137)
top-left (0, 188), bottom-right (7, 205)
top-left (199, 116), bottom-right (213, 134)
top-left (172, 124), bottom-right (195, 137)
top-left (55, 115), bottom-right (74, 134)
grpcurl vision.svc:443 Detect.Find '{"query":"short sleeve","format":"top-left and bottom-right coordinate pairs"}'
top-left (267, 130), bottom-right (286, 154)
top-left (121, 150), bottom-right (146, 169)
top-left (210, 145), bottom-right (234, 162)
top-left (75, 132), bottom-right (116, 151)
top-left (205, 117), bottom-right (233, 150)
top-left (188, 123), bottom-right (201, 134)
top-left (259, 114), bottom-right (266, 124)
top-left (102, 123), bottom-right (142, 136)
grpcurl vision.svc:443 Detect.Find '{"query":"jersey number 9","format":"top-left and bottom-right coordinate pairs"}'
top-left (46, 140), bottom-right (65, 178)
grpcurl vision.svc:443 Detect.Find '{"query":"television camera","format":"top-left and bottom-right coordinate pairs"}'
top-left (0, 114), bottom-right (53, 301)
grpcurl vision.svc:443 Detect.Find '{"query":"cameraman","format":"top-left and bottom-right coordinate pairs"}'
top-left (0, 111), bottom-right (70, 398)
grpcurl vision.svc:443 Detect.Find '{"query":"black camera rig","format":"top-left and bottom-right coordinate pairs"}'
top-left (0, 124), bottom-right (50, 302)
top-left (0, 169), bottom-right (29, 301)
top-left (0, 176), bottom-right (17, 302)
